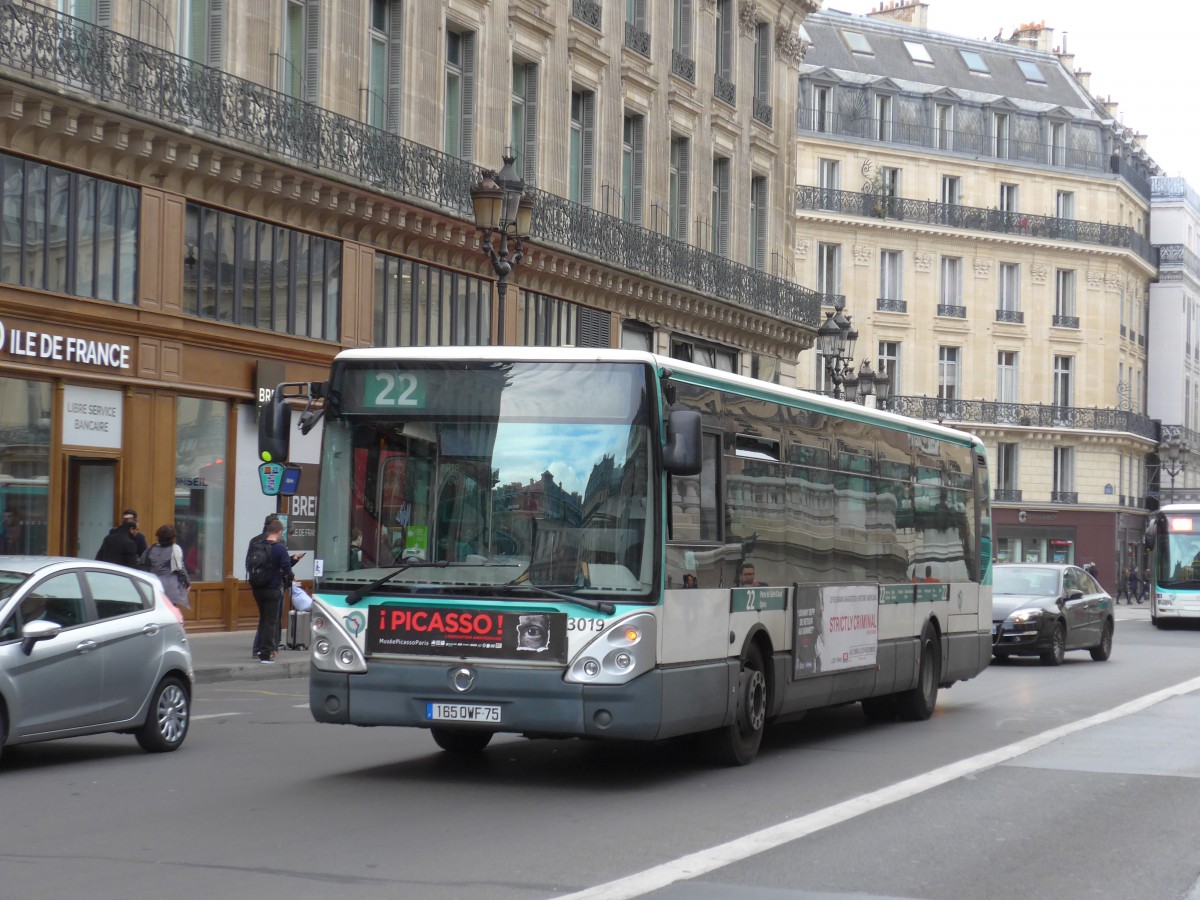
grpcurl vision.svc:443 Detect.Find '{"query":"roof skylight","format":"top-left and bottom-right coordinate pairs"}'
top-left (1017, 60), bottom-right (1047, 83)
top-left (842, 30), bottom-right (874, 55)
top-left (959, 50), bottom-right (990, 74)
top-left (904, 41), bottom-right (933, 64)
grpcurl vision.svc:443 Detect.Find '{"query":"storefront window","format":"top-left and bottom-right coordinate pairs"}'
top-left (175, 398), bottom-right (227, 581)
top-left (0, 378), bottom-right (51, 555)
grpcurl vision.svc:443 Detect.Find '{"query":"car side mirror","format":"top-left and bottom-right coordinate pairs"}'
top-left (21, 618), bottom-right (62, 655)
top-left (1066, 590), bottom-right (1084, 602)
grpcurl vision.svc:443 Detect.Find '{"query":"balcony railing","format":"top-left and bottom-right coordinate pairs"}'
top-left (0, 1), bottom-right (822, 329)
top-left (996, 309), bottom-right (1024, 324)
top-left (670, 49), bottom-right (695, 83)
top-left (886, 396), bottom-right (1158, 440)
top-left (572, 0), bottom-right (602, 29)
top-left (752, 97), bottom-right (773, 127)
top-left (937, 304), bottom-right (966, 318)
top-left (1052, 314), bottom-right (1079, 329)
top-left (1050, 491), bottom-right (1079, 504)
top-left (624, 22), bottom-right (650, 57)
top-left (876, 297), bottom-right (907, 313)
top-left (994, 489), bottom-right (1022, 502)
top-left (714, 74), bottom-right (736, 106)
top-left (1157, 244), bottom-right (1200, 282)
top-left (795, 186), bottom-right (1155, 264)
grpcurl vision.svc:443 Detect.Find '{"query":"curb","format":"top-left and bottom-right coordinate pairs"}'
top-left (193, 657), bottom-right (310, 685)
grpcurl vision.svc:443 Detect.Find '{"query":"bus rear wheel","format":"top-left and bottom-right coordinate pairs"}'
top-left (430, 728), bottom-right (493, 754)
top-left (896, 625), bottom-right (940, 721)
top-left (705, 643), bottom-right (767, 766)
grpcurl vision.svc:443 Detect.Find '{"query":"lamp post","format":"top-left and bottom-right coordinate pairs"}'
top-left (1161, 436), bottom-right (1186, 504)
top-left (816, 298), bottom-right (889, 407)
top-left (471, 151), bottom-right (534, 344)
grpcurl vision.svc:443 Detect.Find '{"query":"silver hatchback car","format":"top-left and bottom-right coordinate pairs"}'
top-left (0, 556), bottom-right (193, 762)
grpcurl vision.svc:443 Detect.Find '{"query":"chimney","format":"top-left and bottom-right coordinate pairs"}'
top-left (1007, 20), bottom-right (1054, 53)
top-left (1074, 69), bottom-right (1091, 92)
top-left (1102, 97), bottom-right (1119, 119)
top-left (866, 0), bottom-right (929, 30)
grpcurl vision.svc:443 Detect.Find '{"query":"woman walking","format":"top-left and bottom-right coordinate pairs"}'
top-left (145, 524), bottom-right (191, 613)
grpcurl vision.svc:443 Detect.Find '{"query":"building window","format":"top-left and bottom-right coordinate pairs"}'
top-left (999, 182), bottom-right (1019, 212)
top-left (444, 27), bottom-right (475, 161)
top-left (749, 174), bottom-right (767, 270)
top-left (814, 85), bottom-right (830, 132)
top-left (672, 0), bottom-right (693, 63)
top-left (941, 175), bottom-right (961, 206)
top-left (1049, 121), bottom-right (1066, 166)
top-left (179, 0), bottom-right (224, 67)
top-left (940, 256), bottom-right (962, 307)
top-left (711, 156), bottom-right (730, 257)
top-left (817, 242), bottom-right (840, 294)
top-left (881, 166), bottom-right (900, 215)
top-left (510, 60), bottom-right (539, 186)
top-left (622, 320), bottom-right (653, 352)
top-left (997, 351), bottom-right (1019, 403)
top-left (818, 158), bottom-right (839, 209)
top-left (0, 153), bottom-right (139, 304)
top-left (1053, 355), bottom-right (1074, 407)
top-left (996, 442), bottom-right (1018, 494)
top-left (998, 263), bottom-right (1020, 312)
top-left (715, 0), bottom-right (733, 86)
top-left (935, 103), bottom-right (953, 149)
top-left (176, 397), bottom-right (227, 583)
top-left (282, 0), bottom-right (320, 103)
top-left (669, 135), bottom-right (690, 241)
top-left (1053, 446), bottom-right (1075, 496)
top-left (753, 21), bottom-right (771, 109)
top-left (373, 252), bottom-right (490, 347)
top-left (875, 95), bottom-right (892, 142)
top-left (938, 346), bottom-right (960, 400)
top-left (672, 336), bottom-right (736, 372)
top-left (519, 291), bottom-right (610, 348)
top-left (621, 113), bottom-right (645, 224)
top-left (0, 377), bottom-right (50, 556)
top-left (993, 112), bottom-right (1009, 157)
top-left (1055, 269), bottom-right (1076, 318)
top-left (880, 249), bottom-right (902, 301)
top-left (1056, 190), bottom-right (1074, 220)
top-left (569, 87), bottom-right (595, 206)
top-left (878, 341), bottom-right (901, 395)
top-left (184, 203), bottom-right (341, 340)
top-left (60, 0), bottom-right (109, 24)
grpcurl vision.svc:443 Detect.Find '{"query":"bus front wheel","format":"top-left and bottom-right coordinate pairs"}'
top-left (705, 643), bottom-right (767, 766)
top-left (430, 728), bottom-right (493, 754)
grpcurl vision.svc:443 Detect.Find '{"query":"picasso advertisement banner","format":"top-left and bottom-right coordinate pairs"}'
top-left (367, 606), bottom-right (567, 663)
top-left (817, 585), bottom-right (879, 673)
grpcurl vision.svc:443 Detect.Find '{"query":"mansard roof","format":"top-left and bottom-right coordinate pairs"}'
top-left (801, 10), bottom-right (1098, 120)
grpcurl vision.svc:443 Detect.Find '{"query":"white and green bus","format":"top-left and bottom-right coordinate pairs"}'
top-left (260, 347), bottom-right (993, 765)
top-left (1144, 503), bottom-right (1200, 627)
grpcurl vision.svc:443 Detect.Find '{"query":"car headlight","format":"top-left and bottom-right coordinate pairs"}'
top-left (1009, 608), bottom-right (1043, 623)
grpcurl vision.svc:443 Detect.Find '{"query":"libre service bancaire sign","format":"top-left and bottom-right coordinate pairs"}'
top-left (0, 318), bottom-right (133, 370)
top-left (62, 384), bottom-right (123, 450)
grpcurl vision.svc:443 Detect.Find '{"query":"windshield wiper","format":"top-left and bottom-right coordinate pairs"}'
top-left (345, 559), bottom-right (449, 605)
top-left (503, 582), bottom-right (615, 615)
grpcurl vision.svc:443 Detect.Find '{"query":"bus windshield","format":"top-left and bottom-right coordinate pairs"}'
top-left (1161, 514), bottom-right (1200, 588)
top-left (315, 360), bottom-right (655, 598)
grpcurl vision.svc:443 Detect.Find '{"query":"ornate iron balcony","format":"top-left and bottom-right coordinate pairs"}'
top-left (670, 49), bottom-right (696, 83)
top-left (752, 97), bottom-right (773, 128)
top-left (937, 304), bottom-right (966, 318)
top-left (572, 0), bottom-right (602, 29)
top-left (624, 22), bottom-right (650, 58)
top-left (1050, 491), bottom-right (1078, 504)
top-left (994, 489), bottom-right (1022, 502)
top-left (886, 396), bottom-right (1158, 440)
top-left (714, 74), bottom-right (736, 106)
top-left (1052, 315), bottom-right (1079, 329)
top-left (0, 2), bottom-right (822, 329)
top-left (876, 297), bottom-right (907, 313)
top-left (794, 185), bottom-right (1155, 264)
top-left (995, 309), bottom-right (1024, 324)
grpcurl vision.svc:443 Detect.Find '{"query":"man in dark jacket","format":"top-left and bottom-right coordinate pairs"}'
top-left (96, 520), bottom-right (141, 568)
top-left (248, 515), bottom-right (304, 658)
top-left (249, 518), bottom-right (294, 663)
top-left (105, 508), bottom-right (148, 558)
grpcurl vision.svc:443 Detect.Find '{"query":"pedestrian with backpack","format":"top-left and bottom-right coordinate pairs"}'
top-left (246, 518), bottom-right (293, 663)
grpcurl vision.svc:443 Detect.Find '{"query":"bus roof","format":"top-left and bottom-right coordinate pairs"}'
top-left (332, 346), bottom-right (983, 449)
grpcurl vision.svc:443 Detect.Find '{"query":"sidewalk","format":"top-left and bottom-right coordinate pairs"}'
top-left (186, 629), bottom-right (310, 685)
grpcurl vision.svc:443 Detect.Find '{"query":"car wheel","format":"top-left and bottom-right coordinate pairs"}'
top-left (861, 695), bottom-right (898, 722)
top-left (135, 676), bottom-right (190, 753)
top-left (1040, 622), bottom-right (1066, 666)
top-left (1090, 620), bottom-right (1114, 662)
top-left (430, 728), bottom-right (493, 754)
top-left (896, 624), bottom-right (940, 721)
top-left (0, 703), bottom-right (7, 765)
top-left (704, 643), bottom-right (768, 765)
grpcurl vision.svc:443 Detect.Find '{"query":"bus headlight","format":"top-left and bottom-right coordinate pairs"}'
top-left (565, 612), bottom-right (657, 685)
top-left (1159, 593), bottom-right (1174, 607)
top-left (311, 599), bottom-right (368, 674)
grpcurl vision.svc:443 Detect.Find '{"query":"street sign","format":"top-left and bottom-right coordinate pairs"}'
top-left (259, 462), bottom-right (284, 496)
top-left (280, 465), bottom-right (303, 496)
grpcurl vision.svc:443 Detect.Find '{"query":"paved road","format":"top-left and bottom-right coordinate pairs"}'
top-left (2, 610), bottom-right (1199, 900)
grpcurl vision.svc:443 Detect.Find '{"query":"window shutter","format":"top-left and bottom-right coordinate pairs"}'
top-left (717, 162), bottom-right (730, 257)
top-left (207, 0), bottom-right (224, 68)
top-left (634, 0), bottom-right (646, 29)
top-left (577, 307), bottom-right (612, 348)
top-left (632, 116), bottom-right (644, 225)
top-left (753, 178), bottom-right (767, 270)
top-left (387, 0), bottom-right (404, 133)
top-left (460, 32), bottom-right (476, 162)
top-left (96, 0), bottom-right (112, 27)
top-left (679, 0), bottom-right (692, 58)
top-left (303, 0), bottom-right (320, 104)
top-left (522, 63), bottom-right (538, 186)
top-left (581, 91), bottom-right (594, 208)
top-left (675, 138), bottom-right (689, 241)
top-left (756, 24), bottom-right (770, 101)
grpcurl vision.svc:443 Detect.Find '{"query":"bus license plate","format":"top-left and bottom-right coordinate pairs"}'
top-left (426, 702), bottom-right (501, 723)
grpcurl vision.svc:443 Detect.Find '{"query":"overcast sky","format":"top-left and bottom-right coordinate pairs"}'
top-left (824, 1), bottom-right (1195, 186)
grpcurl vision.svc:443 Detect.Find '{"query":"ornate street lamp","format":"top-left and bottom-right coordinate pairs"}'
top-left (471, 151), bottom-right (534, 343)
top-left (817, 299), bottom-right (882, 406)
top-left (1161, 435), bottom-right (1187, 504)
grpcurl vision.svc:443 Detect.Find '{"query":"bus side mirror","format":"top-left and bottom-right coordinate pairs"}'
top-left (259, 386), bottom-right (292, 463)
top-left (663, 410), bottom-right (702, 476)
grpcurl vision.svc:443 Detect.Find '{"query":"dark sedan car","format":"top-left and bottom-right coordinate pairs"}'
top-left (992, 563), bottom-right (1114, 665)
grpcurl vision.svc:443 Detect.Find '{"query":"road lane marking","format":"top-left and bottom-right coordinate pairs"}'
top-left (557, 673), bottom-right (1200, 900)
top-left (190, 712), bottom-right (246, 721)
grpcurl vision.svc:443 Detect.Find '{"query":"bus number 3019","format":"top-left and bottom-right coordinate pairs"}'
top-left (567, 619), bottom-right (606, 632)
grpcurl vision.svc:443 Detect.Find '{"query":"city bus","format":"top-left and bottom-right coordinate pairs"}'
top-left (1144, 503), bottom-right (1200, 627)
top-left (259, 347), bottom-right (993, 765)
